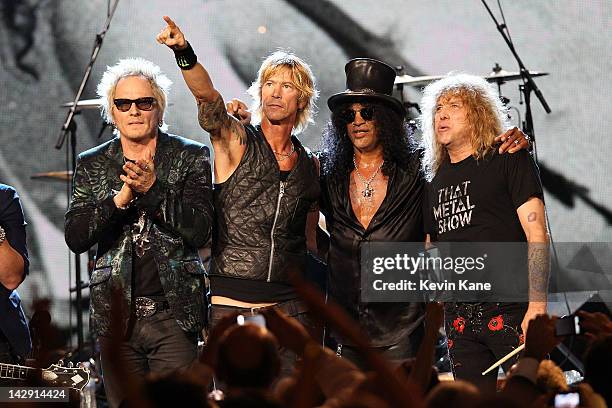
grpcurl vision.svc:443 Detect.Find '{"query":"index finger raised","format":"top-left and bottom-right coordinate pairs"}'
top-left (163, 15), bottom-right (177, 28)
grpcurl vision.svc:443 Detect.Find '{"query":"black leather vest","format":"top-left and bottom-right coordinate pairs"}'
top-left (211, 125), bottom-right (319, 283)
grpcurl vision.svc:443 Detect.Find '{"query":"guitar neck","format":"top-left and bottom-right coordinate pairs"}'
top-left (0, 363), bottom-right (38, 381)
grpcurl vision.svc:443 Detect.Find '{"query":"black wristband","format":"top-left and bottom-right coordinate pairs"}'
top-left (174, 42), bottom-right (197, 70)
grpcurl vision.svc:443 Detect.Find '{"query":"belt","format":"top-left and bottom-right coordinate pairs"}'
top-left (214, 299), bottom-right (308, 317)
top-left (135, 297), bottom-right (170, 319)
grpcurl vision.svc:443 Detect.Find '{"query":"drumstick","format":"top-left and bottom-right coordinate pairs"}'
top-left (481, 343), bottom-right (525, 375)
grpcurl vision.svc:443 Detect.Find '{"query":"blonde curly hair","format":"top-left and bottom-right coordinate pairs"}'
top-left (419, 73), bottom-right (510, 181)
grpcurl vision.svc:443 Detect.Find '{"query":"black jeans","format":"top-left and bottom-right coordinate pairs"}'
top-left (210, 299), bottom-right (316, 378)
top-left (330, 323), bottom-right (424, 371)
top-left (98, 309), bottom-right (198, 408)
top-left (444, 302), bottom-right (526, 393)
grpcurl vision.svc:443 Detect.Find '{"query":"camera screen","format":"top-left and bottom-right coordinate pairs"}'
top-left (554, 392), bottom-right (580, 408)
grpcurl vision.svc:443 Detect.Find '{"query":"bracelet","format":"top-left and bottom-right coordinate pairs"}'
top-left (174, 42), bottom-right (197, 70)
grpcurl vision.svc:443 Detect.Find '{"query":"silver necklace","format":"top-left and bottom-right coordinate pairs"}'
top-left (273, 142), bottom-right (295, 162)
top-left (353, 155), bottom-right (384, 198)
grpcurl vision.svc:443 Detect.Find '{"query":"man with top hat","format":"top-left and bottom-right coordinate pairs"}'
top-left (319, 59), bottom-right (530, 368)
top-left (319, 59), bottom-right (425, 366)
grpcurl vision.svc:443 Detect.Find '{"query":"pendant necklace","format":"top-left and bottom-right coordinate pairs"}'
top-left (353, 155), bottom-right (383, 198)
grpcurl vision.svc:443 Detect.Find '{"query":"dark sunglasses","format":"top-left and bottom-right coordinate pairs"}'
top-left (341, 107), bottom-right (375, 123)
top-left (113, 97), bottom-right (156, 112)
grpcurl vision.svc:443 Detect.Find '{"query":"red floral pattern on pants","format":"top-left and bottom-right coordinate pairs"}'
top-left (488, 315), bottom-right (504, 331)
top-left (453, 317), bottom-right (466, 334)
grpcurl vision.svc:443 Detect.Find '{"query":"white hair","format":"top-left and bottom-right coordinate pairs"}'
top-left (419, 73), bottom-right (510, 181)
top-left (96, 58), bottom-right (172, 133)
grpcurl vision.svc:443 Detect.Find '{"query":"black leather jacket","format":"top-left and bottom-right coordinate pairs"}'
top-left (320, 153), bottom-right (425, 347)
top-left (65, 133), bottom-right (213, 337)
top-left (211, 125), bottom-right (319, 284)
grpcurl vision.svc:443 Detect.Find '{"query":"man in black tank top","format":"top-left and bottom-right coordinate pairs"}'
top-left (158, 17), bottom-right (321, 372)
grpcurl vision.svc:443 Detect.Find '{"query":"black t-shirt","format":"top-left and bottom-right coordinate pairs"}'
top-left (133, 248), bottom-right (164, 297)
top-left (211, 276), bottom-right (296, 303)
top-left (425, 149), bottom-right (543, 242)
top-left (424, 149), bottom-right (543, 301)
top-left (129, 210), bottom-right (164, 297)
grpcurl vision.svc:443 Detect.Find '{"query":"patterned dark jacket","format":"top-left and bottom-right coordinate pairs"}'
top-left (65, 132), bottom-right (213, 337)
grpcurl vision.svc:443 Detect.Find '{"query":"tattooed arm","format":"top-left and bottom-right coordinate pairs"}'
top-left (157, 16), bottom-right (246, 182)
top-left (517, 197), bottom-right (550, 338)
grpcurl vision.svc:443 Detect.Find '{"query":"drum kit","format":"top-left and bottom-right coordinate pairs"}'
top-left (394, 65), bottom-right (548, 117)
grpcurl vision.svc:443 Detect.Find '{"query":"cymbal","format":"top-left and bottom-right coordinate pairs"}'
top-left (394, 74), bottom-right (445, 86)
top-left (484, 70), bottom-right (548, 83)
top-left (31, 171), bottom-right (73, 181)
top-left (394, 71), bottom-right (549, 88)
top-left (61, 98), bottom-right (104, 109)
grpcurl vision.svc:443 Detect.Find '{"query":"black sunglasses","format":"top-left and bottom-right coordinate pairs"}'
top-left (113, 97), bottom-right (156, 112)
top-left (341, 107), bottom-right (375, 123)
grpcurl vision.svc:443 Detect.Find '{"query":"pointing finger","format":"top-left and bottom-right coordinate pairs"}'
top-left (163, 15), bottom-right (176, 28)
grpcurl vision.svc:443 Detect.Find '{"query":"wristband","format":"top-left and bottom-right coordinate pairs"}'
top-left (174, 42), bottom-right (197, 70)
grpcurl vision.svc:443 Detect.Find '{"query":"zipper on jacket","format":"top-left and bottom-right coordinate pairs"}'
top-left (267, 181), bottom-right (285, 281)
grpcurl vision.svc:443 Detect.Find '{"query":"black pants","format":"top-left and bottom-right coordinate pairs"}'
top-left (98, 309), bottom-right (198, 408)
top-left (444, 302), bottom-right (526, 393)
top-left (328, 324), bottom-right (424, 371)
top-left (210, 299), bottom-right (316, 378)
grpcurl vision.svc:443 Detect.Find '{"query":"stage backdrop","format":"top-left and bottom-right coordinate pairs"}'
top-left (1, 0), bottom-right (610, 345)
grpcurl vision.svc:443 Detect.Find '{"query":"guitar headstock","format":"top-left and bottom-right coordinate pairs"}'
top-left (42, 364), bottom-right (91, 391)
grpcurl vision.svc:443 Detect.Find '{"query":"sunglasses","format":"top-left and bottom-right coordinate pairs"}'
top-left (113, 97), bottom-right (156, 112)
top-left (341, 107), bottom-right (375, 123)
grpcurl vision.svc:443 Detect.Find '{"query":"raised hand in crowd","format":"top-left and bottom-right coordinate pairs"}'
top-left (577, 310), bottom-right (612, 341)
top-left (409, 302), bottom-right (444, 394)
top-left (199, 312), bottom-right (240, 369)
top-left (288, 270), bottom-right (424, 408)
top-left (523, 314), bottom-right (560, 361)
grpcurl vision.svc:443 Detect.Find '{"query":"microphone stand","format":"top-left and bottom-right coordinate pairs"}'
top-left (481, 0), bottom-right (551, 147)
top-left (481, 3), bottom-right (576, 371)
top-left (55, 0), bottom-right (120, 361)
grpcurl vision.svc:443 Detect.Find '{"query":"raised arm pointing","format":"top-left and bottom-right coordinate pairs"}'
top-left (157, 16), bottom-right (246, 181)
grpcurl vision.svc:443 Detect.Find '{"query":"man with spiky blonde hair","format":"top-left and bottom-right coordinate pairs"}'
top-left (420, 74), bottom-right (549, 392)
top-left (66, 57), bottom-right (213, 407)
top-left (157, 17), bottom-right (320, 364)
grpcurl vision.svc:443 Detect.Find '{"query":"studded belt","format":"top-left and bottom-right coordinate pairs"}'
top-left (135, 297), bottom-right (170, 319)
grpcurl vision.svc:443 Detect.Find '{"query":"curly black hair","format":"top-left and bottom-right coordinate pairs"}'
top-left (319, 100), bottom-right (418, 177)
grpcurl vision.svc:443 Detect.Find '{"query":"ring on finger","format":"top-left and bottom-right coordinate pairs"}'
top-left (514, 139), bottom-right (520, 145)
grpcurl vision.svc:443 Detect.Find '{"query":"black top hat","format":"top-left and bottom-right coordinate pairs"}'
top-left (327, 58), bottom-right (405, 116)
